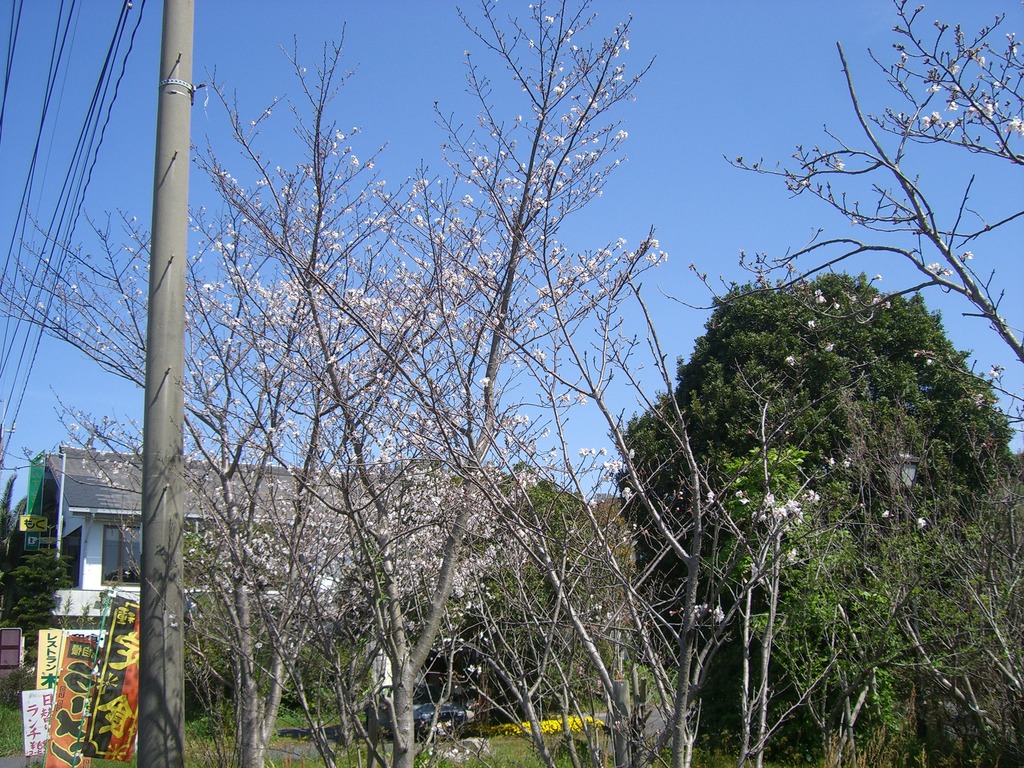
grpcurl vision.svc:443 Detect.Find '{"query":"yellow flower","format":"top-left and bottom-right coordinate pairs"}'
top-left (480, 715), bottom-right (601, 737)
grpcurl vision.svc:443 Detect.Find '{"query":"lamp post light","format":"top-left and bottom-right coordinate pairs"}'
top-left (894, 452), bottom-right (922, 528)
top-left (898, 452), bottom-right (920, 490)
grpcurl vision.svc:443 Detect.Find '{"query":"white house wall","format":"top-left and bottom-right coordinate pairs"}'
top-left (57, 509), bottom-right (141, 617)
top-left (79, 515), bottom-right (105, 590)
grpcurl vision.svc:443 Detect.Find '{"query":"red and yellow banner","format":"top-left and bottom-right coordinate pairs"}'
top-left (44, 634), bottom-right (94, 768)
top-left (81, 596), bottom-right (141, 761)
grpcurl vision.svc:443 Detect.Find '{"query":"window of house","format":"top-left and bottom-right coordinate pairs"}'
top-left (62, 527), bottom-right (82, 588)
top-left (102, 525), bottom-right (141, 583)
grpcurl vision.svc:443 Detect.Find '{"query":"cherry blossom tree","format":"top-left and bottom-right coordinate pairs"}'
top-left (188, 2), bottom-right (658, 765)
top-left (732, 0), bottom-right (1024, 411)
top-left (6, 3), bottom-right (837, 767)
top-left (30, 207), bottom-right (371, 767)
top-left (8, 50), bottom-right (392, 759)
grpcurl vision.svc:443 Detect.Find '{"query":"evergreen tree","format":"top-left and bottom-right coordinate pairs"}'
top-left (4, 552), bottom-right (69, 652)
top-left (624, 274), bottom-right (1015, 763)
top-left (1, 474), bottom-right (69, 661)
top-left (629, 273), bottom-right (1010, 522)
top-left (0, 476), bottom-right (21, 619)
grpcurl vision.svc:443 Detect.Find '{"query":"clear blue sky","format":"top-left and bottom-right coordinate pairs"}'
top-left (2, 1), bottom-right (1020, 500)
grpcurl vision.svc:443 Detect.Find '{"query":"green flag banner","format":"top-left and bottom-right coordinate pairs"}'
top-left (26, 451), bottom-right (45, 517)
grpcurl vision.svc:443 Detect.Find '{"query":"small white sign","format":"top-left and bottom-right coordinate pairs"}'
top-left (22, 688), bottom-right (54, 756)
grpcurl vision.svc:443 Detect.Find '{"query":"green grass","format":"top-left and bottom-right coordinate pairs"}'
top-left (0, 702), bottom-right (23, 757)
top-left (0, 705), bottom-right (921, 768)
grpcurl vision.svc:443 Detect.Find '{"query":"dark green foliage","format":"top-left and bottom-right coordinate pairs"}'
top-left (0, 475), bottom-right (67, 663)
top-left (0, 665), bottom-right (35, 708)
top-left (0, 476), bottom-right (29, 625)
top-left (2, 552), bottom-right (70, 659)
top-left (623, 274), bottom-right (1015, 763)
top-left (0, 476), bottom-right (14, 543)
top-left (630, 273), bottom-right (1011, 507)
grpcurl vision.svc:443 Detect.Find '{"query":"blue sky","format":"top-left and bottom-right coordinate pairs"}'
top-left (2, 1), bottom-right (1021, 499)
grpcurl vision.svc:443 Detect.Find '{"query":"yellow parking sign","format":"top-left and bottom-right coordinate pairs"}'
top-left (19, 515), bottom-right (47, 532)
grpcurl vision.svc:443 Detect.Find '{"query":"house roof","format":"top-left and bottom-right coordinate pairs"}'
top-left (49, 446), bottom-right (304, 517)
top-left (50, 447), bottom-right (142, 513)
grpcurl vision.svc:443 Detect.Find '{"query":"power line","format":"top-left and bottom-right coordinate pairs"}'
top-left (0, 0), bottom-right (26, 142)
top-left (0, 0), bottom-right (148, 472)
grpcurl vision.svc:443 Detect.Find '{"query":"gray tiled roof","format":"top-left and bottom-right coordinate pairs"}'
top-left (49, 447), bottom-right (301, 517)
top-left (50, 447), bottom-right (141, 513)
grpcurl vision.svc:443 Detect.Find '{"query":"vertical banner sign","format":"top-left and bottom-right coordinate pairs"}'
top-left (45, 634), bottom-right (95, 768)
top-left (22, 688), bottom-right (55, 756)
top-left (27, 451), bottom-right (46, 516)
top-left (37, 629), bottom-right (65, 689)
top-left (82, 596), bottom-right (141, 761)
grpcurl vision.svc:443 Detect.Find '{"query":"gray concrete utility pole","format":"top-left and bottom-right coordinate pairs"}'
top-left (139, 1), bottom-right (193, 767)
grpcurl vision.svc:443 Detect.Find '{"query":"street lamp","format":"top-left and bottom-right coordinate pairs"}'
top-left (897, 452), bottom-right (920, 490)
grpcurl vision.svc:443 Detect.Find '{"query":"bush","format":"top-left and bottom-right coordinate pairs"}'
top-left (0, 666), bottom-right (35, 708)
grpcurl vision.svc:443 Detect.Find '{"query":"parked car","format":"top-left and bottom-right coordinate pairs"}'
top-left (275, 724), bottom-right (345, 742)
top-left (412, 702), bottom-right (470, 739)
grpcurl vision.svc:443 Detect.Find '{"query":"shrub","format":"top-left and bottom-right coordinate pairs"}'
top-left (0, 666), bottom-right (35, 708)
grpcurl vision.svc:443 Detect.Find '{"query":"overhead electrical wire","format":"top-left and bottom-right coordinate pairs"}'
top-left (0, 0), bottom-right (25, 142)
top-left (0, 0), bottom-right (148, 472)
top-left (0, 0), bottom-right (81, 370)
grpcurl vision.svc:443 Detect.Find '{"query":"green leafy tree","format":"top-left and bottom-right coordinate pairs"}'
top-left (3, 553), bottom-right (69, 661)
top-left (625, 273), bottom-right (1013, 764)
top-left (1, 474), bottom-right (70, 664)
top-left (629, 273), bottom-right (1010, 587)
top-left (677, 273), bottom-right (1009, 492)
top-left (0, 475), bottom-right (13, 541)
top-left (0, 475), bottom-right (15, 578)
top-left (0, 476), bottom-right (26, 621)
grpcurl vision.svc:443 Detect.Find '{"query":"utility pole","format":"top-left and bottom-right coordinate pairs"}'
top-left (139, 2), bottom-right (193, 767)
